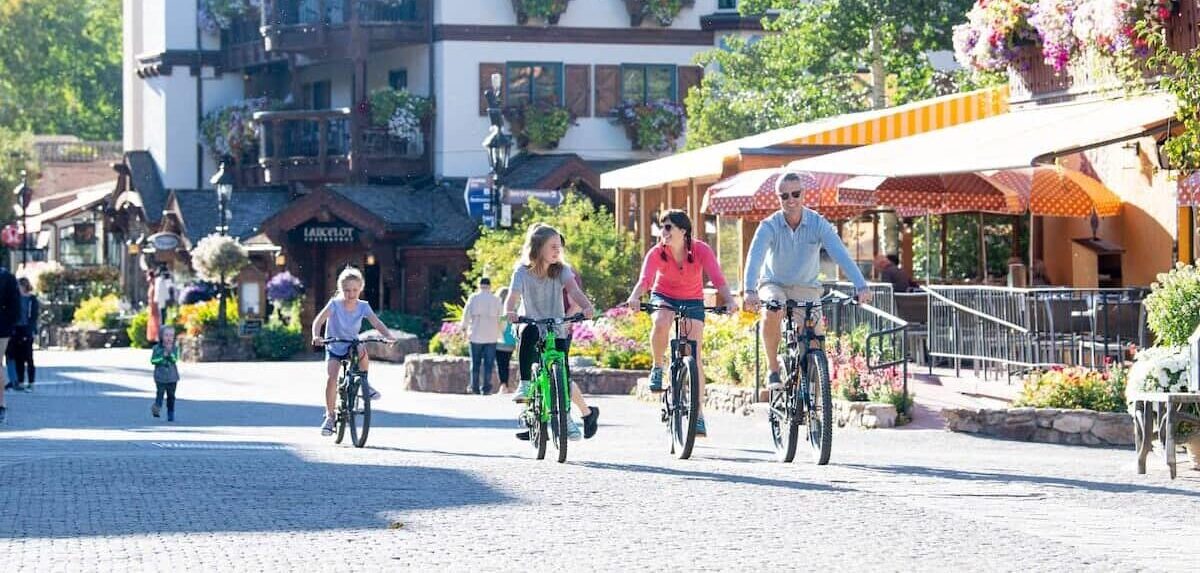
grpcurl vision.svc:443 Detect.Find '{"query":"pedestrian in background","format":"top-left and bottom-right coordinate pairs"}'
top-left (146, 269), bottom-right (161, 344)
top-left (461, 277), bottom-right (501, 395)
top-left (151, 326), bottom-right (182, 422)
top-left (153, 266), bottom-right (174, 325)
top-left (0, 265), bottom-right (22, 425)
top-left (495, 286), bottom-right (516, 393)
top-left (6, 278), bottom-right (38, 392)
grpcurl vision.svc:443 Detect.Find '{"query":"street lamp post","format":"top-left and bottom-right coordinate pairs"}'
top-left (12, 170), bottom-right (33, 267)
top-left (482, 72), bottom-right (512, 228)
top-left (210, 160), bottom-right (236, 330)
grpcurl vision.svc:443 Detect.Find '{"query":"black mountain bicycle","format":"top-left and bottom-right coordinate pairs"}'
top-left (764, 292), bottom-right (854, 464)
top-left (641, 302), bottom-right (726, 460)
top-left (323, 337), bottom-right (390, 448)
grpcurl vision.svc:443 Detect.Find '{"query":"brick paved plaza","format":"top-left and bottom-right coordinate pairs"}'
top-left (1, 349), bottom-right (1198, 571)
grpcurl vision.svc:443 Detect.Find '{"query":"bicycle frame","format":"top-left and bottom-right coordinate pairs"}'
top-left (531, 324), bottom-right (568, 423)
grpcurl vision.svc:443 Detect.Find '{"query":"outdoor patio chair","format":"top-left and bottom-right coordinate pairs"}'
top-left (893, 292), bottom-right (929, 366)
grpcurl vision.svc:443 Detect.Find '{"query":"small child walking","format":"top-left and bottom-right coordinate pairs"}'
top-left (151, 326), bottom-right (181, 422)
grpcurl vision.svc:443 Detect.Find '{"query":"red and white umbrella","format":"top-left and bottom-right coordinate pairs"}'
top-left (839, 173), bottom-right (1025, 215)
top-left (703, 169), bottom-right (875, 221)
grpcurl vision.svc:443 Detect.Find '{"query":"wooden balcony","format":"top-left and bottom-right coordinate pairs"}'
top-left (260, 0), bottom-right (430, 58)
top-left (1008, 4), bottom-right (1199, 103)
top-left (253, 108), bottom-right (429, 185)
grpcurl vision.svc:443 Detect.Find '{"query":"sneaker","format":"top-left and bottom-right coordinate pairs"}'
top-left (151, 403), bottom-right (161, 418)
top-left (3, 383), bottom-right (11, 390)
top-left (320, 415), bottom-right (335, 436)
top-left (367, 386), bottom-right (381, 401)
top-left (565, 417), bottom-right (583, 441)
top-left (167, 411), bottom-right (175, 423)
top-left (765, 370), bottom-right (783, 391)
top-left (0, 406), bottom-right (6, 425)
top-left (695, 416), bottom-right (708, 437)
top-left (513, 380), bottom-right (531, 403)
top-left (648, 367), bottom-right (665, 392)
top-left (582, 406), bottom-right (600, 439)
top-left (20, 384), bottom-right (31, 393)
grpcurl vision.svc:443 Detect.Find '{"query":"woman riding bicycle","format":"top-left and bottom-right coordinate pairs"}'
top-left (624, 209), bottom-right (735, 437)
top-left (311, 267), bottom-right (397, 436)
top-left (506, 223), bottom-right (600, 441)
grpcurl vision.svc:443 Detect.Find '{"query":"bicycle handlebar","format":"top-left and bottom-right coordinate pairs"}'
top-left (515, 313), bottom-right (588, 326)
top-left (319, 337), bottom-right (394, 345)
top-left (763, 292), bottom-right (856, 312)
top-left (639, 302), bottom-right (729, 315)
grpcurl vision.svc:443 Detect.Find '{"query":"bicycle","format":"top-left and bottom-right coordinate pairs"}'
top-left (322, 337), bottom-right (391, 448)
top-left (763, 291), bottom-right (854, 465)
top-left (516, 313), bottom-right (587, 463)
top-left (640, 302), bottom-right (726, 460)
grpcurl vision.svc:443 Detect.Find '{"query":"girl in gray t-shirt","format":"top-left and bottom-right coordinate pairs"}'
top-left (311, 267), bottom-right (396, 436)
top-left (504, 223), bottom-right (600, 441)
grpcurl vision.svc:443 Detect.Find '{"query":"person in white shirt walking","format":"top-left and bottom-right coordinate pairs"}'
top-left (153, 266), bottom-right (175, 325)
top-left (461, 277), bottom-right (502, 395)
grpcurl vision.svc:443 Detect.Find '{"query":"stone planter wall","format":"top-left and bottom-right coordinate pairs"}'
top-left (362, 331), bottom-right (426, 363)
top-left (942, 407), bottom-right (1134, 446)
top-left (61, 327), bottom-right (131, 350)
top-left (834, 400), bottom-right (897, 429)
top-left (401, 353), bottom-right (643, 395)
top-left (180, 335), bottom-right (256, 362)
top-left (634, 380), bottom-right (759, 416)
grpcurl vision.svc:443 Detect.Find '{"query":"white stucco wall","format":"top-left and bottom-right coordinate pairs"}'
top-left (123, 0), bottom-right (144, 151)
top-left (433, 40), bottom-right (710, 177)
top-left (367, 45), bottom-right (432, 96)
top-left (435, 0), bottom-right (718, 29)
top-left (296, 63), bottom-right (356, 107)
top-left (142, 74), bottom-right (200, 191)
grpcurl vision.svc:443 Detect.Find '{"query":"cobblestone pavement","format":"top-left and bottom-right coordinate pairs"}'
top-left (1, 349), bottom-right (1198, 571)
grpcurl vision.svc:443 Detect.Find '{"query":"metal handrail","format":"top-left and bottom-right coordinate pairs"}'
top-left (925, 287), bottom-right (1029, 333)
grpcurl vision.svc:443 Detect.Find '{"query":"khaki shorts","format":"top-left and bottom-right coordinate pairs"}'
top-left (758, 284), bottom-right (824, 332)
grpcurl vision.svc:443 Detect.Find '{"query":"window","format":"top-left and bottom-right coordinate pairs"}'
top-left (388, 69), bottom-right (408, 90)
top-left (718, 0), bottom-right (738, 9)
top-left (620, 64), bottom-right (676, 104)
top-left (307, 80), bottom-right (331, 109)
top-left (57, 224), bottom-right (97, 266)
top-left (505, 62), bottom-right (563, 107)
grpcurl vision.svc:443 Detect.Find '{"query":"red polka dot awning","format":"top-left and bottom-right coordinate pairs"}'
top-left (838, 173), bottom-right (1024, 215)
top-left (1178, 171), bottom-right (1200, 207)
top-left (983, 167), bottom-right (1121, 217)
top-left (703, 169), bottom-right (875, 221)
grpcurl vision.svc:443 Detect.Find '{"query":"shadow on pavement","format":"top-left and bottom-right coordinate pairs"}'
top-left (0, 438), bottom-right (512, 538)
top-left (842, 463), bottom-right (1200, 497)
top-left (576, 460), bottom-right (856, 493)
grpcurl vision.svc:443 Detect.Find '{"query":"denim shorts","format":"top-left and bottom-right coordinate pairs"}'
top-left (325, 348), bottom-right (351, 361)
top-left (649, 293), bottom-right (706, 322)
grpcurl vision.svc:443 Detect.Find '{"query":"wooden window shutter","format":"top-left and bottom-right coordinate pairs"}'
top-left (564, 65), bottom-right (591, 117)
top-left (479, 62), bottom-right (503, 116)
top-left (594, 65), bottom-right (621, 116)
top-left (676, 65), bottom-right (703, 113)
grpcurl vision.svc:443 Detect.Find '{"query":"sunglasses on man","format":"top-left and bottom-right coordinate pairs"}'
top-left (778, 190), bottom-right (804, 200)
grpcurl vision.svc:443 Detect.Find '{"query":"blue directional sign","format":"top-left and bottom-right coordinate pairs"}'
top-left (503, 188), bottom-right (564, 207)
top-left (464, 176), bottom-right (496, 227)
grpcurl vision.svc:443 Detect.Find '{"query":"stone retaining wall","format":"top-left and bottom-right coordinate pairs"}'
top-left (833, 400), bottom-right (898, 429)
top-left (401, 354), bottom-right (642, 395)
top-left (634, 380), bottom-right (898, 429)
top-left (362, 331), bottom-right (425, 363)
top-left (61, 327), bottom-right (130, 350)
top-left (942, 407), bottom-right (1134, 446)
top-left (180, 336), bottom-right (256, 362)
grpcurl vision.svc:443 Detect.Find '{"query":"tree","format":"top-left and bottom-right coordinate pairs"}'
top-left (464, 193), bottom-right (641, 311)
top-left (685, 0), bottom-right (976, 149)
top-left (0, 0), bottom-right (122, 140)
top-left (0, 127), bottom-right (38, 222)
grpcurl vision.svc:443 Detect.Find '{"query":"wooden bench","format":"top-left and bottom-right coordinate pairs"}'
top-left (1128, 392), bottom-right (1200, 479)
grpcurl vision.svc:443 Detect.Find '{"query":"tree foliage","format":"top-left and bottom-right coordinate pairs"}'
top-left (911, 214), bottom-right (1029, 282)
top-left (685, 0), bottom-right (975, 148)
top-left (0, 0), bottom-right (122, 140)
top-left (464, 193), bottom-right (640, 310)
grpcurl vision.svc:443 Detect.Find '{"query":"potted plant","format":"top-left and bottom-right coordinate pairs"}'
top-left (505, 102), bottom-right (574, 149)
top-left (612, 100), bottom-right (686, 153)
top-left (624, 0), bottom-right (690, 26)
top-left (511, 0), bottom-right (570, 25)
top-left (953, 0), bottom-right (1038, 72)
top-left (200, 97), bottom-right (278, 165)
top-left (199, 0), bottom-right (261, 32)
top-left (366, 88), bottom-right (433, 151)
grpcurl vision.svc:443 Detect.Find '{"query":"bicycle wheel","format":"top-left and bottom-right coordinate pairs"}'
top-left (348, 375), bottom-right (371, 448)
top-left (671, 355), bottom-right (700, 460)
top-left (334, 379), bottom-right (348, 444)
top-left (549, 361), bottom-right (569, 463)
top-left (769, 349), bottom-right (801, 463)
top-left (528, 366), bottom-right (548, 460)
top-left (805, 350), bottom-right (833, 465)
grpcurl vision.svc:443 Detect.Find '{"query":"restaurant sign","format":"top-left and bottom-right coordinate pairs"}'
top-left (294, 222), bottom-right (358, 244)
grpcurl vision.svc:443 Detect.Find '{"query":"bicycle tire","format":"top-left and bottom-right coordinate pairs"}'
top-left (805, 350), bottom-right (833, 465)
top-left (529, 365), bottom-right (548, 460)
top-left (770, 349), bottom-right (801, 463)
top-left (549, 361), bottom-right (569, 463)
top-left (671, 355), bottom-right (700, 460)
top-left (334, 379), bottom-right (348, 444)
top-left (349, 376), bottom-right (371, 448)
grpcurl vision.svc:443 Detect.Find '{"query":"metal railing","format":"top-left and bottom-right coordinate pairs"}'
top-left (273, 0), bottom-right (419, 25)
top-left (926, 285), bottom-right (1149, 378)
top-left (33, 141), bottom-right (123, 164)
top-left (256, 109), bottom-right (352, 159)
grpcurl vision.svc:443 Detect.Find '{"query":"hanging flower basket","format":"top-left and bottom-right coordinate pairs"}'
top-left (366, 88), bottom-right (433, 141)
top-left (623, 0), bottom-right (691, 26)
top-left (504, 102), bottom-right (575, 149)
top-left (612, 100), bottom-right (686, 153)
top-left (511, 0), bottom-right (570, 25)
top-left (199, 97), bottom-right (279, 163)
top-left (1029, 0), bottom-right (1083, 72)
top-left (953, 0), bottom-right (1039, 72)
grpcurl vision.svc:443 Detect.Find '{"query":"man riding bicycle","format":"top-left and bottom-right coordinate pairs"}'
top-left (740, 171), bottom-right (873, 391)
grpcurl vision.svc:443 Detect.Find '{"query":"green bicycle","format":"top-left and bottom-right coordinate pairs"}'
top-left (517, 313), bottom-right (586, 463)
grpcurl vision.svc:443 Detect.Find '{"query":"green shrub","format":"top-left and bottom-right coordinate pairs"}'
top-left (72, 294), bottom-right (122, 329)
top-left (1145, 261), bottom-right (1200, 347)
top-left (254, 323), bottom-right (305, 361)
top-left (128, 308), bottom-right (151, 348)
top-left (373, 310), bottom-right (426, 336)
top-left (177, 297), bottom-right (239, 337)
top-left (1013, 366), bottom-right (1127, 413)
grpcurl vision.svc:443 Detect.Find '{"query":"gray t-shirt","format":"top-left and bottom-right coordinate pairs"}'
top-left (322, 298), bottom-right (376, 356)
top-left (510, 264), bottom-right (575, 335)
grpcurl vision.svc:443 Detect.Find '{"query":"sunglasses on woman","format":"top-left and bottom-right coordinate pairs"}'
top-left (778, 190), bottom-right (804, 200)
top-left (660, 223), bottom-right (674, 231)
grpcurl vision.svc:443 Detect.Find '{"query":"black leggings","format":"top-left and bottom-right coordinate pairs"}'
top-left (518, 325), bottom-right (571, 382)
top-left (6, 332), bottom-right (34, 385)
top-left (155, 382), bottom-right (177, 412)
top-left (496, 350), bottom-right (513, 386)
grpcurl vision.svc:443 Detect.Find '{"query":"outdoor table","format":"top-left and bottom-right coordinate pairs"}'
top-left (1128, 391), bottom-right (1200, 479)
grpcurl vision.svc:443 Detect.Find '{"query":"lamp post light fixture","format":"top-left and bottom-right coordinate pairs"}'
top-left (12, 170), bottom-right (33, 266)
top-left (209, 159), bottom-right (237, 330)
top-left (482, 72), bottom-right (512, 229)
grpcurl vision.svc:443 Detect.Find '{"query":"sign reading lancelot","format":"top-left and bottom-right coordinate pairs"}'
top-left (295, 222), bottom-right (358, 244)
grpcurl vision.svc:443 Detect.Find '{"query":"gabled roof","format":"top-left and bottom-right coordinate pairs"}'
top-left (171, 188), bottom-right (292, 245)
top-left (125, 151), bottom-right (168, 224)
